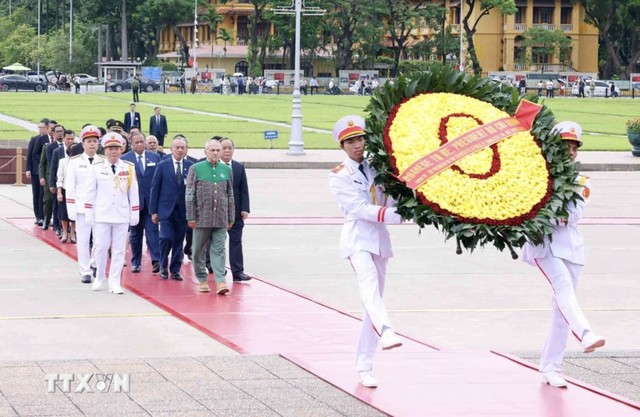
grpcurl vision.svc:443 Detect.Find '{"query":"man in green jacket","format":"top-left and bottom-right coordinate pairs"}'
top-left (186, 139), bottom-right (234, 295)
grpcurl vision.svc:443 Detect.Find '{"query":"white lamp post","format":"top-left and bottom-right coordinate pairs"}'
top-left (37, 0), bottom-right (41, 75)
top-left (274, 1), bottom-right (325, 155)
top-left (193, 0), bottom-right (198, 71)
top-left (69, 0), bottom-right (73, 62)
top-left (460, 1), bottom-right (464, 71)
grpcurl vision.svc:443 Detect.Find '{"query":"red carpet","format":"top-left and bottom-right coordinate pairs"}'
top-left (7, 217), bottom-right (639, 417)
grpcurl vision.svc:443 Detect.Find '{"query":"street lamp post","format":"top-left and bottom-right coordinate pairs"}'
top-left (69, 0), bottom-right (73, 63)
top-left (37, 0), bottom-right (41, 75)
top-left (193, 0), bottom-right (198, 71)
top-left (273, 1), bottom-right (325, 155)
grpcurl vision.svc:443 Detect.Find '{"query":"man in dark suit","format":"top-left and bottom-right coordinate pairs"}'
top-left (124, 103), bottom-right (141, 133)
top-left (123, 132), bottom-right (162, 273)
top-left (219, 138), bottom-right (252, 282)
top-left (25, 119), bottom-right (50, 225)
top-left (39, 124), bottom-right (64, 232)
top-left (150, 135), bottom-right (192, 281)
top-left (149, 107), bottom-right (168, 146)
top-left (49, 128), bottom-right (74, 237)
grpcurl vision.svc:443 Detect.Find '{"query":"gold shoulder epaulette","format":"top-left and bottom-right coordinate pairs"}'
top-left (70, 155), bottom-right (81, 160)
top-left (122, 160), bottom-right (134, 166)
top-left (331, 163), bottom-right (345, 174)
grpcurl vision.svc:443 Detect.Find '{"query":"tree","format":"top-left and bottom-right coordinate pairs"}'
top-left (217, 28), bottom-right (232, 56)
top-left (0, 24), bottom-right (38, 67)
top-left (141, 0), bottom-right (195, 68)
top-left (323, 0), bottom-right (382, 73)
top-left (519, 27), bottom-right (571, 73)
top-left (462, 0), bottom-right (516, 75)
top-left (381, 0), bottom-right (445, 76)
top-left (202, 7), bottom-right (223, 68)
top-left (583, 0), bottom-right (640, 79)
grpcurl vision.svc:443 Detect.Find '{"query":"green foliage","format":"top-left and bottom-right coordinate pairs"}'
top-left (160, 62), bottom-right (178, 71)
top-left (626, 117), bottom-right (640, 133)
top-left (462, 0), bottom-right (516, 75)
top-left (39, 29), bottom-right (95, 74)
top-left (519, 27), bottom-right (572, 69)
top-left (365, 62), bottom-right (581, 254)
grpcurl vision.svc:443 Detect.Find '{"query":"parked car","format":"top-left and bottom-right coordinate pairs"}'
top-left (571, 80), bottom-right (620, 97)
top-left (109, 77), bottom-right (160, 93)
top-left (27, 74), bottom-right (47, 84)
top-left (74, 73), bottom-right (98, 85)
top-left (0, 75), bottom-right (47, 92)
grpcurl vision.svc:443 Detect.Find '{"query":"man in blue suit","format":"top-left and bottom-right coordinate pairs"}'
top-left (25, 119), bottom-right (50, 225)
top-left (123, 131), bottom-right (162, 273)
top-left (149, 107), bottom-right (168, 146)
top-left (219, 138), bottom-right (252, 282)
top-left (150, 135), bottom-right (192, 280)
top-left (124, 103), bottom-right (141, 133)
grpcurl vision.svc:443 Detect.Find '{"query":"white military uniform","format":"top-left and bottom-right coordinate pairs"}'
top-left (521, 124), bottom-right (593, 374)
top-left (85, 157), bottom-right (139, 293)
top-left (329, 156), bottom-right (402, 373)
top-left (65, 152), bottom-right (104, 278)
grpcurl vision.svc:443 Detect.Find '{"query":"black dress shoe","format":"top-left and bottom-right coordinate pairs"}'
top-left (233, 273), bottom-right (253, 282)
top-left (152, 261), bottom-right (160, 274)
top-left (81, 275), bottom-right (92, 284)
top-left (36, 219), bottom-right (44, 226)
top-left (55, 228), bottom-right (62, 237)
top-left (42, 223), bottom-right (49, 230)
top-left (160, 269), bottom-right (169, 280)
top-left (131, 266), bottom-right (141, 273)
top-left (171, 273), bottom-right (183, 281)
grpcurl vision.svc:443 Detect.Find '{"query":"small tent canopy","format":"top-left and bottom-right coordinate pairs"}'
top-left (2, 63), bottom-right (31, 71)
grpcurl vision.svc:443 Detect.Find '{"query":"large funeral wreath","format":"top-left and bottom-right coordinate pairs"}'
top-left (365, 64), bottom-right (582, 255)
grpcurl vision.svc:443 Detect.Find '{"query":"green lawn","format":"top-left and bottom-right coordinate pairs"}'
top-left (0, 91), bottom-right (638, 150)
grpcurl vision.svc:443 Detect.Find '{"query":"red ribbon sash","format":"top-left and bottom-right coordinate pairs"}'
top-left (398, 100), bottom-right (542, 190)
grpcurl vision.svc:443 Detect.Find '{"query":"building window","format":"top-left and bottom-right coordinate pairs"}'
top-left (560, 7), bottom-right (572, 24)
top-left (237, 16), bottom-right (249, 45)
top-left (450, 6), bottom-right (460, 24)
top-left (235, 60), bottom-right (249, 76)
top-left (515, 7), bottom-right (526, 24)
top-left (302, 61), bottom-right (313, 77)
top-left (533, 7), bottom-right (553, 24)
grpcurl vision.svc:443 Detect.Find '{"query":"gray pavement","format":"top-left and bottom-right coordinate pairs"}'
top-left (0, 155), bottom-right (639, 415)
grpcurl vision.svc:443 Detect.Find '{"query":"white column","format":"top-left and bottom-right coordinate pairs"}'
top-left (288, 0), bottom-right (304, 155)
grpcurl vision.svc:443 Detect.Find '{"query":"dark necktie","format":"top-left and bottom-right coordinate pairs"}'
top-left (137, 155), bottom-right (144, 173)
top-left (358, 163), bottom-right (368, 180)
top-left (111, 164), bottom-right (116, 174)
top-left (175, 161), bottom-right (181, 182)
top-left (88, 157), bottom-right (94, 164)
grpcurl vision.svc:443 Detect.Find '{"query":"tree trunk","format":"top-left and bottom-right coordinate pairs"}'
top-left (121, 0), bottom-right (128, 62)
top-left (172, 25), bottom-right (190, 69)
top-left (106, 24), bottom-right (112, 60)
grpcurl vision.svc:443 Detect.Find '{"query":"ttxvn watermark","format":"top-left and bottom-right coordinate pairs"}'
top-left (45, 373), bottom-right (130, 393)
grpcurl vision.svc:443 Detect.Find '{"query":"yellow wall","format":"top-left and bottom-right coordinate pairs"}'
top-left (471, 0), bottom-right (598, 74)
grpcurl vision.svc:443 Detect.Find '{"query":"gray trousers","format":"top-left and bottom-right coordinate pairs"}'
top-left (192, 227), bottom-right (227, 283)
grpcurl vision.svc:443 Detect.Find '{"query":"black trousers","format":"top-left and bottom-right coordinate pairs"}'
top-left (228, 219), bottom-right (245, 277)
top-left (31, 176), bottom-right (43, 220)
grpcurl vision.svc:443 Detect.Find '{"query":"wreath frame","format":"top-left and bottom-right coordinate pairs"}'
top-left (365, 64), bottom-right (583, 254)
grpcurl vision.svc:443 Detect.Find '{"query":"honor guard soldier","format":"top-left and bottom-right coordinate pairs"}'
top-left (522, 121), bottom-right (605, 388)
top-left (65, 125), bottom-right (104, 283)
top-left (328, 115), bottom-right (404, 389)
top-left (85, 132), bottom-right (140, 294)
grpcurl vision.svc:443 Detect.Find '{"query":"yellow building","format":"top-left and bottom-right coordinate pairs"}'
top-left (158, 0), bottom-right (599, 76)
top-left (471, 0), bottom-right (598, 73)
top-left (157, 0), bottom-right (334, 77)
